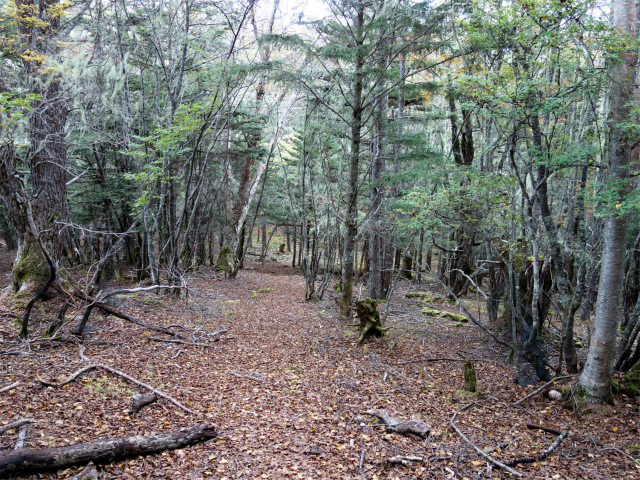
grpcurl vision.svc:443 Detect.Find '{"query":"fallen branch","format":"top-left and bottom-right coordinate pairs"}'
top-left (451, 404), bottom-right (522, 477)
top-left (512, 375), bottom-right (577, 407)
top-left (0, 381), bottom-right (21, 394)
top-left (40, 364), bottom-right (197, 415)
top-left (14, 426), bottom-right (27, 450)
top-left (96, 285), bottom-right (183, 302)
top-left (365, 409), bottom-right (430, 439)
top-left (504, 430), bottom-right (569, 466)
top-left (0, 424), bottom-right (217, 476)
top-left (387, 455), bottom-right (424, 465)
top-left (526, 423), bottom-right (563, 436)
top-left (0, 419), bottom-right (37, 435)
top-left (149, 337), bottom-right (218, 348)
top-left (231, 370), bottom-right (266, 383)
top-left (69, 286), bottom-right (184, 339)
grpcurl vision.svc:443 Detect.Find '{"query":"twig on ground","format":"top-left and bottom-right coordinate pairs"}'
top-left (512, 375), bottom-right (577, 407)
top-left (387, 455), bottom-right (424, 465)
top-left (504, 430), bottom-right (569, 466)
top-left (40, 358), bottom-right (197, 415)
top-left (0, 419), bottom-right (37, 435)
top-left (451, 404), bottom-right (522, 477)
top-left (171, 350), bottom-right (185, 359)
top-left (149, 337), bottom-right (218, 348)
top-left (230, 371), bottom-right (266, 383)
top-left (358, 449), bottom-right (366, 479)
top-left (0, 381), bottom-right (21, 394)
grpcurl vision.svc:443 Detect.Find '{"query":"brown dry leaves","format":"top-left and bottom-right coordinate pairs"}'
top-left (0, 254), bottom-right (639, 479)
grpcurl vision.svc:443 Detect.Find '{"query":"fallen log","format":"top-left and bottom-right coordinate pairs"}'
top-left (0, 424), bottom-right (217, 476)
top-left (365, 409), bottom-right (430, 439)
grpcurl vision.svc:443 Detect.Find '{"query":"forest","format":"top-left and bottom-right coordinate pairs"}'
top-left (0, 0), bottom-right (639, 478)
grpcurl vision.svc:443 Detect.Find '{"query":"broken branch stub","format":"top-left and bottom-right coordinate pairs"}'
top-left (355, 298), bottom-right (390, 343)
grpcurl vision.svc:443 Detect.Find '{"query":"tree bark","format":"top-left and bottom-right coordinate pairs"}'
top-left (579, 0), bottom-right (636, 403)
top-left (0, 424), bottom-right (217, 476)
top-left (340, 0), bottom-right (365, 317)
top-left (0, 0), bottom-right (69, 291)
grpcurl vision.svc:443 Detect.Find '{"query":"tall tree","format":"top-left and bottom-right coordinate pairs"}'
top-left (579, 0), bottom-right (637, 403)
top-left (0, 0), bottom-right (70, 291)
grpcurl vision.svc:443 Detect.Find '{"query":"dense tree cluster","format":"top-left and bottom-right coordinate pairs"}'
top-left (1, 0), bottom-right (639, 403)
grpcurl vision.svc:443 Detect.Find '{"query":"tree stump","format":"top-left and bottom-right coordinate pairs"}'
top-left (278, 243), bottom-right (286, 254)
top-left (463, 358), bottom-right (477, 392)
top-left (354, 298), bottom-right (390, 343)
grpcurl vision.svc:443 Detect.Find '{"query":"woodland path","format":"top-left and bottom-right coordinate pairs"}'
top-left (1, 255), bottom-right (639, 479)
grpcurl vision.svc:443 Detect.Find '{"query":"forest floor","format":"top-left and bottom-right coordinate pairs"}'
top-left (0, 248), bottom-right (639, 480)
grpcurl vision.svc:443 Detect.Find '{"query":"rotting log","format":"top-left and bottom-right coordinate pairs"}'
top-left (0, 424), bottom-right (217, 476)
top-left (365, 409), bottom-right (430, 439)
top-left (354, 298), bottom-right (390, 343)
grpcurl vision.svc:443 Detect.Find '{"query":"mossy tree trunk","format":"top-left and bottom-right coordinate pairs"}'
top-left (463, 359), bottom-right (477, 393)
top-left (0, 0), bottom-right (69, 292)
top-left (354, 298), bottom-right (389, 343)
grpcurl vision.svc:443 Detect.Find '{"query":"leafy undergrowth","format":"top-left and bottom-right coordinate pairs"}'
top-left (1, 254), bottom-right (639, 479)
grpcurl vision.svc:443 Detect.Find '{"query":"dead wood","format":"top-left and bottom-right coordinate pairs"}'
top-left (364, 409), bottom-right (430, 439)
top-left (63, 463), bottom-right (98, 480)
top-left (0, 424), bottom-right (217, 476)
top-left (387, 455), bottom-right (424, 465)
top-left (149, 337), bottom-right (218, 348)
top-left (69, 286), bottom-right (184, 339)
top-left (14, 426), bottom-right (27, 450)
top-left (0, 419), bottom-right (36, 435)
top-left (40, 364), bottom-right (197, 415)
top-left (451, 404), bottom-right (522, 477)
top-left (354, 298), bottom-right (390, 343)
top-left (231, 370), bottom-right (266, 383)
top-left (526, 423), bottom-right (563, 436)
top-left (0, 381), bottom-right (21, 394)
top-left (503, 430), bottom-right (569, 467)
top-left (129, 393), bottom-right (158, 414)
top-left (512, 375), bottom-right (576, 407)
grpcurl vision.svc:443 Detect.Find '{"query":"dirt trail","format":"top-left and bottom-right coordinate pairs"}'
top-left (1, 257), bottom-right (639, 479)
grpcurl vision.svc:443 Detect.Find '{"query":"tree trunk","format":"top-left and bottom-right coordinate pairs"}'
top-left (340, 1), bottom-right (364, 318)
top-left (0, 424), bottom-right (217, 476)
top-left (0, 0), bottom-right (69, 292)
top-left (579, 0), bottom-right (636, 403)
